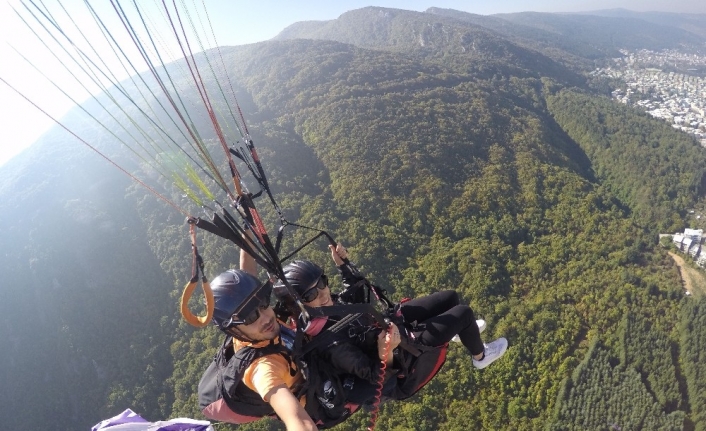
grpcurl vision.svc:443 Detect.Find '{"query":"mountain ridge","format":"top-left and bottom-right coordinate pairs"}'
top-left (1, 7), bottom-right (705, 430)
top-left (575, 8), bottom-right (706, 39)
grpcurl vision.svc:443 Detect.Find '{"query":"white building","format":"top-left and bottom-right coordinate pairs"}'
top-left (683, 237), bottom-right (693, 253)
top-left (684, 228), bottom-right (703, 240)
top-left (697, 250), bottom-right (706, 267)
top-left (689, 243), bottom-right (701, 257)
top-left (674, 228), bottom-right (706, 268)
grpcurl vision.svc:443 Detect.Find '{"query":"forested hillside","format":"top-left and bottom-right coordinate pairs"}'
top-left (491, 11), bottom-right (704, 54)
top-left (279, 7), bottom-right (706, 69)
top-left (546, 88), bottom-right (706, 231)
top-left (275, 7), bottom-right (586, 87)
top-left (1, 6), bottom-right (705, 431)
top-left (0, 132), bottom-right (175, 429)
top-left (583, 9), bottom-right (706, 39)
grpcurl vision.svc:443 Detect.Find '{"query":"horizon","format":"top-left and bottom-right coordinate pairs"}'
top-left (1, 1), bottom-right (705, 168)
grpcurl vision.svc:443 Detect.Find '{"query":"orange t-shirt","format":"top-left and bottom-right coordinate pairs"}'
top-left (235, 336), bottom-right (306, 404)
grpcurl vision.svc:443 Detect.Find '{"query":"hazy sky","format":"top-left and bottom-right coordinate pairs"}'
top-left (1, 0), bottom-right (705, 168)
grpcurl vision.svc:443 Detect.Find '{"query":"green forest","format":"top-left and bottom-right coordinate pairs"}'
top-left (0, 6), bottom-right (705, 431)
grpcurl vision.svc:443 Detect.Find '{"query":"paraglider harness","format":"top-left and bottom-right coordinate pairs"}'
top-left (295, 259), bottom-right (449, 402)
top-left (180, 138), bottom-right (447, 428)
top-left (197, 325), bottom-right (365, 428)
top-left (198, 334), bottom-right (293, 424)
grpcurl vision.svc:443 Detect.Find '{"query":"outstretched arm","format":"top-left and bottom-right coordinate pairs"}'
top-left (266, 385), bottom-right (318, 431)
top-left (240, 231), bottom-right (257, 276)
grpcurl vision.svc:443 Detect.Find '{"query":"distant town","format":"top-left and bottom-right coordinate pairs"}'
top-left (592, 49), bottom-right (706, 147)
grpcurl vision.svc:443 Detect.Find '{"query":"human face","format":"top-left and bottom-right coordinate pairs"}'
top-left (234, 305), bottom-right (280, 341)
top-left (226, 300), bottom-right (271, 326)
top-left (302, 275), bottom-right (333, 307)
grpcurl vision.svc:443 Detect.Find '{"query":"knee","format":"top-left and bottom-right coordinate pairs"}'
top-left (456, 305), bottom-right (475, 324)
top-left (440, 289), bottom-right (459, 305)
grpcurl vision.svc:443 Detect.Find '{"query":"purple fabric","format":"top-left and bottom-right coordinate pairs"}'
top-left (155, 424), bottom-right (211, 431)
top-left (92, 409), bottom-right (213, 431)
top-left (92, 409), bottom-right (148, 431)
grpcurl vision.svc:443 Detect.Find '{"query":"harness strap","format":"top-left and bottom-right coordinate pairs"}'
top-left (181, 222), bottom-right (215, 327)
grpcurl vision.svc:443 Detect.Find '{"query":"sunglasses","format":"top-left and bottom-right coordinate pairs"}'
top-left (222, 283), bottom-right (272, 327)
top-left (301, 274), bottom-right (328, 303)
top-left (228, 300), bottom-right (271, 326)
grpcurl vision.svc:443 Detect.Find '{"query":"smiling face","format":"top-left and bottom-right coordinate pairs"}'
top-left (302, 276), bottom-right (334, 307)
top-left (305, 285), bottom-right (333, 307)
top-left (234, 306), bottom-right (280, 341)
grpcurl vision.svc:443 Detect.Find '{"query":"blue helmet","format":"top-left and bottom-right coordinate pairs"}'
top-left (211, 269), bottom-right (272, 336)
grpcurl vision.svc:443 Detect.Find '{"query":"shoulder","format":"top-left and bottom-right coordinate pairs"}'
top-left (243, 348), bottom-right (298, 401)
top-left (251, 352), bottom-right (291, 372)
top-left (241, 344), bottom-right (291, 380)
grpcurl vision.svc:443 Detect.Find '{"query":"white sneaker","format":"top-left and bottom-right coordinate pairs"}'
top-left (451, 319), bottom-right (486, 342)
top-left (472, 337), bottom-right (508, 369)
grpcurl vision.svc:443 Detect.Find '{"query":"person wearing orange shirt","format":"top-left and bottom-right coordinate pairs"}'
top-left (206, 248), bottom-right (317, 431)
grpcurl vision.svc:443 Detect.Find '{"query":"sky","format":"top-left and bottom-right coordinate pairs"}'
top-left (1, 0), bottom-right (705, 168)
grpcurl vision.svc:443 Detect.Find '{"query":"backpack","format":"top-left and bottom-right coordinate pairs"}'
top-left (198, 336), bottom-right (289, 424)
top-left (198, 330), bottom-right (365, 428)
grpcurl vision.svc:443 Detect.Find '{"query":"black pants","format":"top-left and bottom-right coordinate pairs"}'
top-left (399, 290), bottom-right (484, 355)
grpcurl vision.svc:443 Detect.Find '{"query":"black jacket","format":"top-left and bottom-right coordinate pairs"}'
top-left (314, 264), bottom-right (402, 384)
top-left (320, 313), bottom-right (391, 383)
top-left (319, 263), bottom-right (448, 400)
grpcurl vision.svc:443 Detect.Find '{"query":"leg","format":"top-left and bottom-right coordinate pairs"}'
top-left (411, 304), bottom-right (485, 356)
top-left (399, 290), bottom-right (460, 324)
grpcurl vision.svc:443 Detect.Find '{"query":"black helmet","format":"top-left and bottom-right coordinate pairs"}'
top-left (274, 260), bottom-right (324, 301)
top-left (211, 269), bottom-right (272, 337)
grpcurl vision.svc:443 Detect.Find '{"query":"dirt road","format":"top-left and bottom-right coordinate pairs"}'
top-left (668, 251), bottom-right (706, 296)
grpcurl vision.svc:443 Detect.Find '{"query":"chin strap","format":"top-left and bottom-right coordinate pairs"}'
top-left (181, 221), bottom-right (215, 327)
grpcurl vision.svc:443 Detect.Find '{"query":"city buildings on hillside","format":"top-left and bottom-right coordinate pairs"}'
top-left (592, 49), bottom-right (706, 147)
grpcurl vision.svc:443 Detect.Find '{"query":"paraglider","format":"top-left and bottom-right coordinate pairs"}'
top-left (1, 2), bottom-right (509, 430)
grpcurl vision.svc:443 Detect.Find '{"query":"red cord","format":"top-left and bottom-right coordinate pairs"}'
top-left (368, 324), bottom-right (393, 431)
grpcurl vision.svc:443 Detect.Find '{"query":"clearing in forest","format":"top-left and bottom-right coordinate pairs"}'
top-left (668, 251), bottom-right (706, 297)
